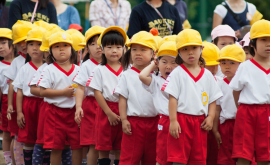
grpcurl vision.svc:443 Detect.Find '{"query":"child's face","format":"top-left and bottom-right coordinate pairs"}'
top-left (243, 47), bottom-right (253, 61)
top-left (51, 42), bottom-right (72, 63)
top-left (216, 36), bottom-right (235, 50)
top-left (131, 44), bottom-right (152, 67)
top-left (88, 36), bottom-right (102, 60)
top-left (205, 65), bottom-right (218, 76)
top-left (27, 41), bottom-right (43, 61)
top-left (16, 40), bottom-right (27, 55)
top-left (158, 56), bottom-right (178, 79)
top-left (220, 59), bottom-right (240, 78)
top-left (103, 44), bottom-right (123, 63)
top-left (254, 37), bottom-right (270, 58)
top-left (0, 39), bottom-right (13, 58)
top-left (178, 45), bottom-right (202, 66)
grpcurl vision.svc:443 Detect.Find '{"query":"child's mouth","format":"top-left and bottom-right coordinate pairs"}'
top-left (165, 72), bottom-right (171, 75)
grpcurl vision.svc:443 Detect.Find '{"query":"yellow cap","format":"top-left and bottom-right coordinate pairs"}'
top-left (85, 26), bottom-right (105, 45)
top-left (154, 36), bottom-right (162, 47)
top-left (159, 35), bottom-right (176, 48)
top-left (25, 27), bottom-right (46, 42)
top-left (49, 31), bottom-right (73, 47)
top-left (97, 26), bottom-right (127, 46)
top-left (12, 20), bottom-right (33, 44)
top-left (250, 20), bottom-right (270, 39)
top-left (217, 44), bottom-right (246, 63)
top-left (33, 20), bottom-right (53, 31)
top-left (157, 41), bottom-right (178, 58)
top-left (126, 31), bottom-right (158, 51)
top-left (0, 28), bottom-right (12, 40)
top-left (66, 29), bottom-right (85, 51)
top-left (176, 29), bottom-right (202, 50)
top-left (201, 41), bottom-right (220, 66)
top-left (40, 28), bottom-right (64, 51)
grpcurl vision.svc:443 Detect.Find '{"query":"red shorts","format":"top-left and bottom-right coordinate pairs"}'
top-left (17, 96), bottom-right (43, 143)
top-left (43, 104), bottom-right (81, 150)
top-left (95, 101), bottom-right (122, 151)
top-left (0, 95), bottom-right (9, 132)
top-left (119, 116), bottom-right (159, 165)
top-left (7, 92), bottom-right (19, 134)
top-left (80, 96), bottom-right (98, 146)
top-left (156, 115), bottom-right (171, 165)
top-left (232, 104), bottom-right (270, 162)
top-left (167, 113), bottom-right (207, 165)
top-left (36, 101), bottom-right (49, 144)
top-left (207, 130), bottom-right (219, 165)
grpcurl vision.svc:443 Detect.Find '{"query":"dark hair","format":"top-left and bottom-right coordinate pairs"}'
top-left (0, 0), bottom-right (6, 6)
top-left (175, 54), bottom-right (205, 67)
top-left (38, 0), bottom-right (50, 9)
top-left (121, 48), bottom-right (131, 70)
top-left (48, 46), bottom-right (77, 64)
top-left (83, 34), bottom-right (100, 62)
top-left (100, 30), bottom-right (125, 65)
top-left (0, 37), bottom-right (17, 59)
top-left (249, 39), bottom-right (257, 57)
top-left (213, 37), bottom-right (236, 45)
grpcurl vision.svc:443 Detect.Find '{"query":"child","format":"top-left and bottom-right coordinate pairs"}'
top-left (74, 25), bottom-right (105, 165)
top-left (87, 26), bottom-right (126, 165)
top-left (114, 31), bottom-right (159, 165)
top-left (38, 31), bottom-right (82, 165)
top-left (230, 20), bottom-right (270, 165)
top-left (240, 32), bottom-right (254, 60)
top-left (139, 41), bottom-right (178, 165)
top-left (0, 28), bottom-right (16, 165)
top-left (162, 29), bottom-right (223, 165)
top-left (12, 27), bottom-right (46, 165)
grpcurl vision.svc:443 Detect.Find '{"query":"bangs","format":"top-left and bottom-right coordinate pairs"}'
top-left (101, 30), bottom-right (125, 47)
top-left (0, 37), bottom-right (9, 42)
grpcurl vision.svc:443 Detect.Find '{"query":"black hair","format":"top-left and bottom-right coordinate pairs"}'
top-left (48, 46), bottom-right (77, 64)
top-left (213, 37), bottom-right (236, 45)
top-left (249, 39), bottom-right (257, 57)
top-left (175, 54), bottom-right (206, 67)
top-left (83, 34), bottom-right (100, 62)
top-left (100, 30), bottom-right (125, 65)
top-left (38, 0), bottom-right (50, 9)
top-left (0, 0), bottom-right (6, 6)
top-left (121, 48), bottom-right (131, 70)
top-left (0, 37), bottom-right (17, 60)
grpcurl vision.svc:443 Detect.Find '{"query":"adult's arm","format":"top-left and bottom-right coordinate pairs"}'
top-left (48, 2), bottom-right (58, 24)
top-left (127, 8), bottom-right (143, 38)
top-left (8, 0), bottom-right (22, 29)
top-left (172, 7), bottom-right (182, 35)
top-left (89, 1), bottom-right (102, 27)
top-left (69, 6), bottom-right (81, 25)
top-left (212, 13), bottom-right (223, 29)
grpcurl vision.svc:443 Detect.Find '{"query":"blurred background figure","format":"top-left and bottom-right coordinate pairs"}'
top-left (0, 0), bottom-right (9, 28)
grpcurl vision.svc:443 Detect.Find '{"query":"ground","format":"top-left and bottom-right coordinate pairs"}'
top-left (0, 150), bottom-right (5, 165)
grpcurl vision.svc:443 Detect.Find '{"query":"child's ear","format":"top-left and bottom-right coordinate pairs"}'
top-left (77, 49), bottom-right (81, 56)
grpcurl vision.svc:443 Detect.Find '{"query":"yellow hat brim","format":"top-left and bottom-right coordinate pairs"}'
top-left (74, 45), bottom-right (85, 51)
top-left (205, 61), bottom-right (220, 66)
top-left (13, 36), bottom-right (27, 45)
top-left (0, 36), bottom-right (12, 40)
top-left (217, 57), bottom-right (243, 63)
top-left (78, 42), bottom-right (86, 47)
top-left (250, 34), bottom-right (270, 39)
top-left (177, 43), bottom-right (202, 50)
top-left (86, 31), bottom-right (102, 44)
top-left (25, 38), bottom-right (42, 42)
top-left (126, 41), bottom-right (156, 51)
top-left (40, 45), bottom-right (49, 51)
top-left (97, 26), bottom-right (127, 46)
top-left (50, 40), bottom-right (73, 47)
top-left (157, 50), bottom-right (178, 58)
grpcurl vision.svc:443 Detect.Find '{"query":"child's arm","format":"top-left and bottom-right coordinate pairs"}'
top-left (139, 61), bottom-right (157, 86)
top-left (233, 90), bottom-right (241, 108)
top-left (30, 85), bottom-right (41, 97)
top-left (212, 105), bottom-right (222, 149)
top-left (94, 89), bottom-right (120, 126)
top-left (169, 95), bottom-right (181, 139)
top-left (16, 89), bottom-right (25, 129)
top-left (119, 95), bottom-right (131, 135)
top-left (7, 80), bottom-right (14, 116)
top-left (75, 84), bottom-right (85, 126)
top-left (201, 101), bottom-right (216, 131)
top-left (40, 86), bottom-right (74, 97)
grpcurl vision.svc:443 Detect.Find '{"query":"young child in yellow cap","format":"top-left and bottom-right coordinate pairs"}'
top-left (113, 31), bottom-right (159, 165)
top-left (73, 25), bottom-right (105, 165)
top-left (38, 31), bottom-right (82, 165)
top-left (229, 20), bottom-right (270, 165)
top-left (139, 41), bottom-right (178, 165)
top-left (161, 29), bottom-right (223, 165)
top-left (0, 28), bottom-right (16, 165)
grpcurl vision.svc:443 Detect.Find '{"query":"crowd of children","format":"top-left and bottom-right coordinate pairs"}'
top-left (0, 18), bottom-right (270, 165)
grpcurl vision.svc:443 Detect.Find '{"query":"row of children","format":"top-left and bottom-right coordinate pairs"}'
top-left (0, 18), bottom-right (269, 165)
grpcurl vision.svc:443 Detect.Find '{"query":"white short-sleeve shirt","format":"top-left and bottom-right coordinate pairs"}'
top-left (216, 78), bottom-right (237, 124)
top-left (162, 64), bottom-right (223, 116)
top-left (37, 63), bottom-right (80, 108)
top-left (12, 61), bottom-right (39, 97)
top-left (29, 63), bottom-right (48, 86)
top-left (88, 64), bottom-right (123, 102)
top-left (4, 53), bottom-right (26, 81)
top-left (0, 61), bottom-right (11, 94)
top-left (230, 59), bottom-right (270, 104)
top-left (73, 59), bottom-right (99, 96)
top-left (114, 67), bottom-right (158, 117)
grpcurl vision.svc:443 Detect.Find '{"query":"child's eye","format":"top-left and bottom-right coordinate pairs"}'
top-left (230, 62), bottom-right (235, 64)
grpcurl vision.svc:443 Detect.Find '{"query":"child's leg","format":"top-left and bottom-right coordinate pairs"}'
top-left (61, 146), bottom-right (72, 165)
top-left (10, 137), bottom-right (15, 165)
top-left (172, 163), bottom-right (185, 165)
top-left (23, 143), bottom-right (34, 165)
top-left (237, 158), bottom-right (251, 165)
top-left (82, 147), bottom-right (88, 165)
top-left (32, 144), bottom-right (45, 165)
top-left (257, 162), bottom-right (269, 165)
top-left (113, 150), bottom-right (120, 165)
top-left (14, 135), bottom-right (25, 165)
top-left (50, 149), bottom-right (62, 165)
top-left (71, 148), bottom-right (83, 165)
top-left (87, 145), bottom-right (98, 165)
top-left (98, 151), bottom-right (111, 165)
top-left (3, 131), bottom-right (12, 165)
top-left (43, 150), bottom-right (51, 165)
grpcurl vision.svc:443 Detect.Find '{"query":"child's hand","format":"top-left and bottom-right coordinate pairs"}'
top-left (213, 130), bottom-right (222, 149)
top-left (62, 86), bottom-right (74, 97)
top-left (169, 120), bottom-right (181, 139)
top-left (75, 107), bottom-right (84, 127)
top-left (107, 112), bottom-right (120, 126)
top-left (17, 112), bottom-right (25, 129)
top-left (7, 113), bottom-right (11, 120)
top-left (201, 116), bottom-right (214, 131)
top-left (122, 119), bottom-right (132, 135)
top-left (7, 105), bottom-right (14, 114)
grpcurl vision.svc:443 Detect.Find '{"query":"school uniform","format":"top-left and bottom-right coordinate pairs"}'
top-left (162, 64), bottom-right (222, 165)
top-left (4, 52), bottom-right (26, 134)
top-left (37, 63), bottom-right (81, 150)
top-left (230, 59), bottom-right (270, 162)
top-left (0, 61), bottom-right (11, 132)
top-left (88, 64), bottom-right (123, 151)
top-left (12, 61), bottom-right (43, 144)
top-left (73, 58), bottom-right (99, 146)
top-left (114, 67), bottom-right (159, 165)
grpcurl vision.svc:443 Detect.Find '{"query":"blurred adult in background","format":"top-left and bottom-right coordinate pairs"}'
top-left (89, 0), bottom-right (131, 30)
top-left (127, 0), bottom-right (182, 38)
top-left (8, 0), bottom-right (58, 29)
top-left (167, 0), bottom-right (187, 26)
top-left (50, 0), bottom-right (81, 30)
top-left (0, 0), bottom-right (9, 28)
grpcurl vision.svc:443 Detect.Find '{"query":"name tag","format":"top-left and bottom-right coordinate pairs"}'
top-left (158, 124), bottom-right (163, 131)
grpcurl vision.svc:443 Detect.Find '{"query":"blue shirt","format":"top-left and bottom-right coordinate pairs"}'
top-left (57, 5), bottom-right (81, 30)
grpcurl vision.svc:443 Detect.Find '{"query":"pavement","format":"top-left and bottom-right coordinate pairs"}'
top-left (0, 150), bottom-right (5, 165)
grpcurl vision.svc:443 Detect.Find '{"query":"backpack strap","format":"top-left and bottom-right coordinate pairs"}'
top-left (223, 2), bottom-right (246, 27)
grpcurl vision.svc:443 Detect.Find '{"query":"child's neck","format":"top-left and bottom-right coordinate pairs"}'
top-left (133, 64), bottom-right (148, 71)
top-left (92, 57), bottom-right (102, 63)
top-left (3, 53), bottom-right (14, 63)
top-left (31, 58), bottom-right (43, 68)
top-left (107, 60), bottom-right (121, 71)
top-left (183, 62), bottom-right (200, 70)
top-left (226, 76), bottom-right (233, 81)
top-left (253, 54), bottom-right (270, 63)
top-left (57, 61), bottom-right (73, 72)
